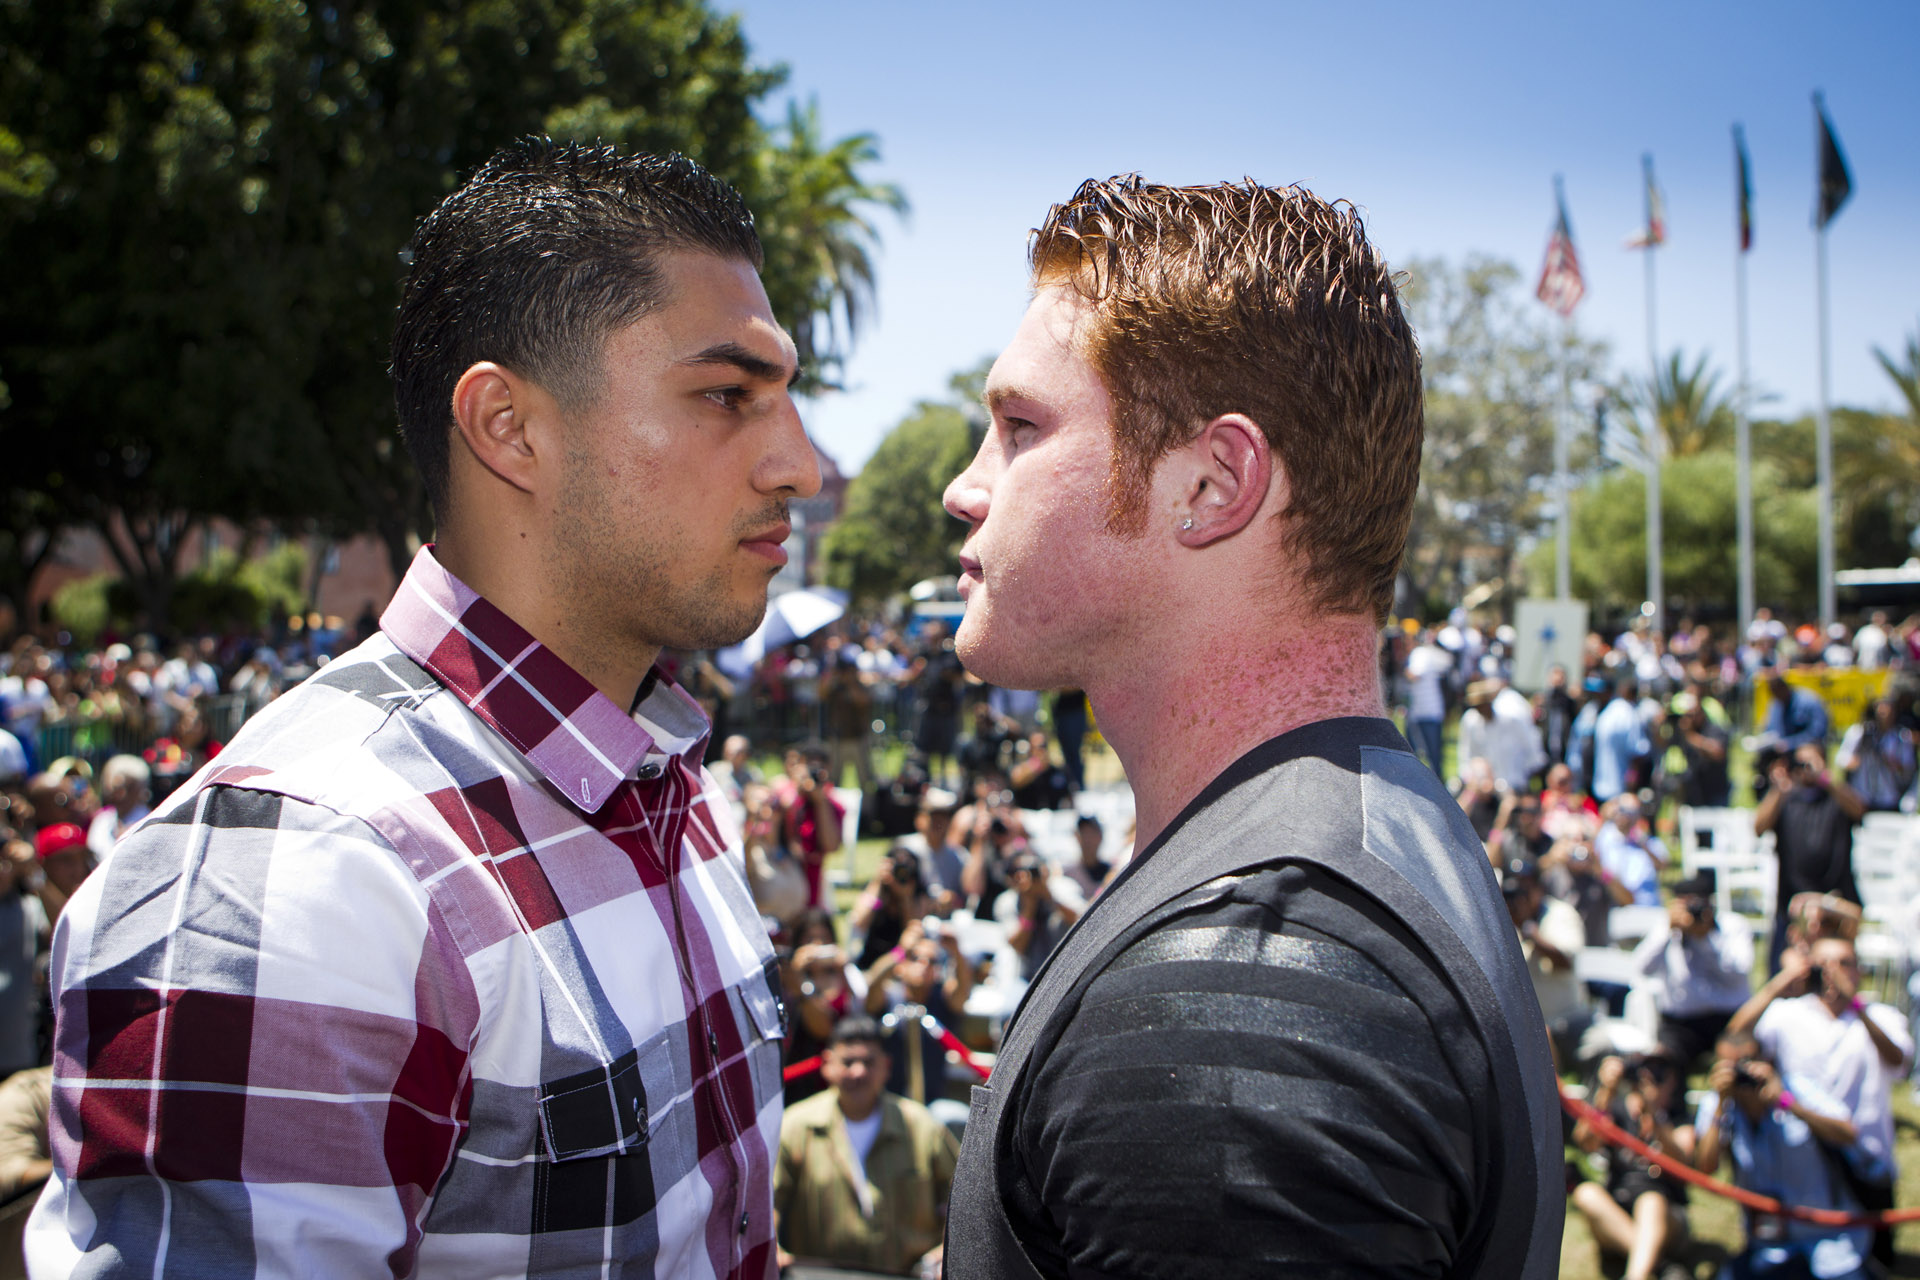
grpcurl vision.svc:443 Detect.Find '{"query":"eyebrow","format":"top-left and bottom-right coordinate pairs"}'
top-left (984, 384), bottom-right (1043, 416)
top-left (680, 341), bottom-right (802, 388)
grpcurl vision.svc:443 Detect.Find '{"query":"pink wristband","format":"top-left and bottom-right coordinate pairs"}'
top-left (1776, 1089), bottom-right (1796, 1112)
top-left (1850, 996), bottom-right (1865, 1015)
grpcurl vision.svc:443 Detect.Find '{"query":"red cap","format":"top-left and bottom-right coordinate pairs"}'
top-left (34, 823), bottom-right (86, 860)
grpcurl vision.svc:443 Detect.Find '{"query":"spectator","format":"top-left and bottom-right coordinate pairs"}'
top-left (774, 1015), bottom-right (959, 1276)
top-left (994, 851), bottom-right (1078, 981)
top-left (1454, 756), bottom-right (1503, 843)
top-left (1049, 689), bottom-right (1089, 793)
top-left (1755, 744), bottom-right (1865, 971)
top-left (911, 628), bottom-right (965, 786)
top-left (1403, 629), bottom-right (1451, 777)
top-left (1541, 663), bottom-right (1579, 767)
top-left (0, 727), bottom-right (24, 787)
top-left (1489, 794), bottom-right (1552, 868)
top-left (1595, 795), bottom-right (1666, 907)
top-left (1501, 860), bottom-right (1588, 1069)
top-left (1835, 698), bottom-right (1915, 813)
top-left (783, 923), bottom-right (855, 1107)
top-left (955, 702), bottom-right (1011, 796)
top-left (1007, 729), bottom-right (1072, 810)
top-left (1570, 1050), bottom-right (1694, 1280)
top-left (820, 653), bottom-right (877, 795)
top-left (1454, 682), bottom-right (1496, 782)
top-left (1759, 671), bottom-right (1830, 754)
top-left (862, 920), bottom-right (974, 1110)
top-left (1484, 678), bottom-right (1548, 793)
top-left (1591, 676), bottom-right (1652, 805)
top-left (709, 732), bottom-right (760, 814)
top-left (1853, 611), bottom-right (1892, 670)
top-left (31, 822), bottom-right (94, 925)
top-left (1662, 693), bottom-right (1731, 809)
top-left (1692, 1030), bottom-right (1870, 1280)
top-left (957, 782), bottom-right (1025, 914)
top-left (1631, 872), bottom-right (1752, 1074)
top-left (84, 754), bottom-right (151, 861)
top-left (894, 787), bottom-right (966, 913)
top-left (850, 845), bottom-right (934, 970)
top-left (773, 742), bottom-right (846, 908)
top-left (1543, 828), bottom-right (1633, 950)
top-left (0, 833), bottom-right (45, 1078)
top-left (0, 1065), bottom-right (51, 1202)
top-left (1060, 815), bottom-right (1112, 903)
top-left (1726, 937), bottom-right (1910, 1270)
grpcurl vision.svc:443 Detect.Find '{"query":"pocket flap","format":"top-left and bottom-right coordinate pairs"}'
top-left (538, 1044), bottom-right (649, 1163)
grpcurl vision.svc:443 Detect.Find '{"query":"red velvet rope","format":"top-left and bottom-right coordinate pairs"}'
top-left (1560, 1086), bottom-right (1920, 1226)
top-left (780, 1012), bottom-right (993, 1084)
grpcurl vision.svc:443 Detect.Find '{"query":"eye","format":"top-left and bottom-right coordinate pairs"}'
top-left (703, 386), bottom-right (747, 411)
top-left (1002, 417), bottom-right (1038, 450)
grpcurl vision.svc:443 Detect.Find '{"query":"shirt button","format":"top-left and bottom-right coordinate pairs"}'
top-left (707, 1028), bottom-right (721, 1056)
top-left (638, 762), bottom-right (663, 780)
top-left (739, 1210), bottom-right (750, 1235)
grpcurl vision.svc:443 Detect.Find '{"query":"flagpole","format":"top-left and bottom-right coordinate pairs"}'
top-left (1735, 230), bottom-right (1754, 637)
top-left (1556, 318), bottom-right (1572, 600)
top-left (1645, 226), bottom-right (1663, 635)
top-left (1734, 125), bottom-right (1755, 638)
top-left (1815, 221), bottom-right (1835, 626)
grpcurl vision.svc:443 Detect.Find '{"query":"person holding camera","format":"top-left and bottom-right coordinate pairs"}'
top-left (1755, 743), bottom-right (1865, 972)
top-left (851, 843), bottom-right (936, 969)
top-left (993, 852), bottom-right (1080, 981)
top-left (1725, 936), bottom-right (1910, 1269)
top-left (774, 741), bottom-right (847, 908)
top-left (1569, 1049), bottom-right (1695, 1280)
top-left (863, 919), bottom-right (975, 1109)
top-left (1631, 871), bottom-right (1753, 1075)
top-left (1502, 860), bottom-right (1589, 1069)
top-left (1692, 1029), bottom-right (1871, 1280)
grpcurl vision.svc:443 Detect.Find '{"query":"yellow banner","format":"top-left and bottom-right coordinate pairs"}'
top-left (1749, 667), bottom-right (1890, 736)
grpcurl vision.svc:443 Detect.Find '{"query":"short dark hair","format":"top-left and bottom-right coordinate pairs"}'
top-left (391, 137), bottom-right (763, 517)
top-left (1029, 175), bottom-right (1422, 622)
top-left (828, 1014), bottom-right (885, 1051)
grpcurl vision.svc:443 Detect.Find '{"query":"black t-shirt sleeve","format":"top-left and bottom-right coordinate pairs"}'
top-left (1009, 866), bottom-right (1493, 1280)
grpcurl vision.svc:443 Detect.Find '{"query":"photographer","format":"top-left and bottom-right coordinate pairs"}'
top-left (1501, 860), bottom-right (1588, 1069)
top-left (957, 782), bottom-right (1025, 914)
top-left (993, 852), bottom-right (1080, 981)
top-left (851, 843), bottom-right (935, 969)
top-left (1836, 698), bottom-right (1916, 813)
top-left (774, 742), bottom-right (846, 908)
top-left (1755, 744), bottom-right (1865, 972)
top-left (1631, 872), bottom-right (1752, 1075)
top-left (1725, 937), bottom-right (1909, 1269)
top-left (783, 935), bottom-right (856, 1105)
top-left (1692, 1030), bottom-right (1870, 1280)
top-left (863, 919), bottom-right (975, 1107)
top-left (1570, 1050), bottom-right (1694, 1280)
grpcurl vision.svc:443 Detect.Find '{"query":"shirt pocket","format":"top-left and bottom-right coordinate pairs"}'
top-left (537, 1035), bottom-right (674, 1163)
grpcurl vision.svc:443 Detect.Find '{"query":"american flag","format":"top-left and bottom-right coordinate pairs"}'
top-left (1536, 178), bottom-right (1585, 317)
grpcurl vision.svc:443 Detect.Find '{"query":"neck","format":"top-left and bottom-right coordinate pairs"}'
top-left (1087, 610), bottom-right (1384, 849)
top-left (837, 1091), bottom-right (878, 1123)
top-left (434, 536), bottom-right (657, 710)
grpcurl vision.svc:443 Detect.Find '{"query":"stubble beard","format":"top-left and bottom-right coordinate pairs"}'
top-left (553, 456), bottom-right (781, 655)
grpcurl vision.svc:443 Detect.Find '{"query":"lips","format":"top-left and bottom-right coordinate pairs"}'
top-left (957, 552), bottom-right (982, 598)
top-left (741, 523), bottom-right (792, 566)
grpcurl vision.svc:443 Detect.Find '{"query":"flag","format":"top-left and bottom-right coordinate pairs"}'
top-left (1815, 93), bottom-right (1852, 229)
top-left (1734, 124), bottom-right (1754, 252)
top-left (1535, 177), bottom-right (1585, 317)
top-left (1625, 153), bottom-right (1666, 249)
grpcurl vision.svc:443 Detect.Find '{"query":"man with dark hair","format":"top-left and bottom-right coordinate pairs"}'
top-left (941, 176), bottom-right (1560, 1277)
top-left (774, 1015), bottom-right (957, 1276)
top-left (30, 140), bottom-right (814, 1277)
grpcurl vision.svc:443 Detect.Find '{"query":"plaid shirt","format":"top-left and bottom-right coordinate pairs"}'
top-left (28, 549), bottom-right (785, 1279)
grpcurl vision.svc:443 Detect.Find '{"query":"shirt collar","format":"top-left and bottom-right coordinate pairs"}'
top-left (381, 546), bottom-right (709, 813)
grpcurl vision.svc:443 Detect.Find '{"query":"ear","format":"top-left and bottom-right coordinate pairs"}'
top-left (1173, 413), bottom-right (1280, 548)
top-left (449, 361), bottom-right (547, 495)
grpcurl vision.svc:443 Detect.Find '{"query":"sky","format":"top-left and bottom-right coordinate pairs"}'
top-left (723, 0), bottom-right (1920, 474)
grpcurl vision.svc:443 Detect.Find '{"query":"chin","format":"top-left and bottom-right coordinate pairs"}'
top-left (954, 609), bottom-right (1065, 692)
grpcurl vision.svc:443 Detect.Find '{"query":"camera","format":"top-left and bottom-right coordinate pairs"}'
top-left (1622, 1053), bottom-right (1672, 1087)
top-left (1682, 895), bottom-right (1711, 919)
top-left (1733, 1058), bottom-right (1767, 1090)
top-left (885, 848), bottom-right (925, 893)
top-left (1806, 962), bottom-right (1826, 998)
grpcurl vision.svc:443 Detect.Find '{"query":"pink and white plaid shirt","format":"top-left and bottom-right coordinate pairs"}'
top-left (29, 548), bottom-right (785, 1279)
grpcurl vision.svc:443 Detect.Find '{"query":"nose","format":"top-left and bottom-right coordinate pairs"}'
top-left (761, 395), bottom-right (822, 499)
top-left (942, 434), bottom-right (995, 529)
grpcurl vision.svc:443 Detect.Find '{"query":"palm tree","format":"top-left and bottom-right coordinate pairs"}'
top-left (751, 100), bottom-right (909, 390)
top-left (1622, 349), bottom-right (1735, 459)
top-left (1834, 326), bottom-right (1920, 557)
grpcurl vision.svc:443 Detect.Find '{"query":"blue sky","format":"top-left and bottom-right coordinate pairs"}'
top-left (725, 1), bottom-right (1920, 472)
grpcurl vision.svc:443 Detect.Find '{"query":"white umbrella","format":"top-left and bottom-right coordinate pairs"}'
top-left (715, 586), bottom-right (848, 679)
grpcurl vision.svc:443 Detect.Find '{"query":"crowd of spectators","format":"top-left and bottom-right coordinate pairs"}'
top-left (9, 599), bottom-right (1920, 1273)
top-left (1414, 606), bottom-right (1920, 1280)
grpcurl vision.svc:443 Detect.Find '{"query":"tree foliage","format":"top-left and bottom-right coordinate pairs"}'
top-left (820, 361), bottom-right (987, 605)
top-left (1398, 255), bottom-right (1607, 616)
top-left (0, 0), bottom-right (903, 629)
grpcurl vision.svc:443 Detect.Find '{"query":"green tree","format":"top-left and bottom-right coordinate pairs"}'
top-left (0, 0), bottom-right (903, 627)
top-left (1530, 448), bottom-right (1818, 617)
top-left (1399, 255), bottom-right (1607, 615)
top-left (821, 361), bottom-right (987, 604)
top-left (1621, 349), bottom-right (1734, 459)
